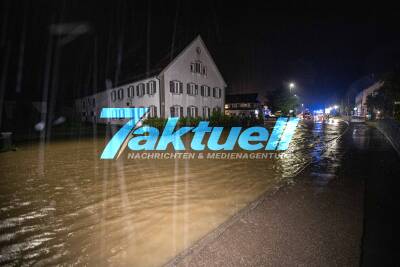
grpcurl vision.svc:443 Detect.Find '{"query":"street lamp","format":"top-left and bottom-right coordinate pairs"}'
top-left (289, 82), bottom-right (295, 93)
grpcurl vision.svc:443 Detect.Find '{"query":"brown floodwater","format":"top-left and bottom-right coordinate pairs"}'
top-left (0, 120), bottom-right (347, 266)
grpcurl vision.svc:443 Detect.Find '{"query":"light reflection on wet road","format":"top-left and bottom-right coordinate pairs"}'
top-left (0, 120), bottom-right (348, 266)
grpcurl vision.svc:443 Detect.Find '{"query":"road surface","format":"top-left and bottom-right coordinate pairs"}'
top-left (165, 122), bottom-right (396, 267)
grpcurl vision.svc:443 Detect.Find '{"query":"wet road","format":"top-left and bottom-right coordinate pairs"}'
top-left (1, 120), bottom-right (350, 266)
top-left (166, 122), bottom-right (397, 267)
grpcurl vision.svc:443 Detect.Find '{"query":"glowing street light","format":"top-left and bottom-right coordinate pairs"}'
top-left (289, 82), bottom-right (295, 93)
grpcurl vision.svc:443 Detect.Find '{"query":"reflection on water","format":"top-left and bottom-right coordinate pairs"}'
top-left (0, 121), bottom-right (347, 266)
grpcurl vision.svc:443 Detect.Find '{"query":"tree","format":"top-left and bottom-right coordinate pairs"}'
top-left (268, 87), bottom-right (299, 115)
top-left (367, 71), bottom-right (400, 119)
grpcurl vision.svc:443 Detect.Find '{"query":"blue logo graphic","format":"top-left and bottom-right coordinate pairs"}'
top-left (100, 108), bottom-right (299, 159)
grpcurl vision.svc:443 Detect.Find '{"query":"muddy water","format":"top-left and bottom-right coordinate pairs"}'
top-left (0, 120), bottom-right (347, 266)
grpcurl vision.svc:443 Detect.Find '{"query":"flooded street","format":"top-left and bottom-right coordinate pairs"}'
top-left (0, 120), bottom-right (347, 266)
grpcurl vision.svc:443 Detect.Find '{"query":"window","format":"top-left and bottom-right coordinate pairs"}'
top-left (201, 85), bottom-right (211, 97)
top-left (136, 83), bottom-right (145, 97)
top-left (187, 106), bottom-right (198, 118)
top-left (92, 98), bottom-right (96, 107)
top-left (213, 107), bottom-right (221, 114)
top-left (201, 66), bottom-right (207, 75)
top-left (127, 86), bottom-right (135, 98)
top-left (148, 105), bottom-right (158, 118)
top-left (202, 106), bottom-right (211, 118)
top-left (111, 91), bottom-right (117, 102)
top-left (117, 88), bottom-right (124, 100)
top-left (146, 80), bottom-right (157, 95)
top-left (170, 105), bottom-right (183, 118)
top-left (190, 61), bottom-right (206, 76)
top-left (82, 100), bottom-right (86, 108)
top-left (170, 80), bottom-right (183, 94)
top-left (213, 87), bottom-right (222, 98)
top-left (187, 83), bottom-right (198, 95)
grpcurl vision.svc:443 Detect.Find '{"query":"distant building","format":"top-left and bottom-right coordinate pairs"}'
top-left (75, 36), bottom-right (226, 124)
top-left (354, 81), bottom-right (384, 117)
top-left (224, 93), bottom-right (262, 117)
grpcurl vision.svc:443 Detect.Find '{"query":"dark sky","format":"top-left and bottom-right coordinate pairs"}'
top-left (1, 1), bottom-right (399, 108)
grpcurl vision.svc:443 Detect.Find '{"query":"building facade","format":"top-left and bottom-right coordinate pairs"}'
top-left (224, 93), bottom-right (262, 117)
top-left (354, 81), bottom-right (384, 117)
top-left (75, 36), bottom-right (226, 124)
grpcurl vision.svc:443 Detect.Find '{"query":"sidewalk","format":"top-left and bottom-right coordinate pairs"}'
top-left (165, 122), bottom-right (396, 266)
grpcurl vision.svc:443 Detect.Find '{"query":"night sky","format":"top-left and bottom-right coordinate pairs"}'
top-left (1, 1), bottom-right (399, 109)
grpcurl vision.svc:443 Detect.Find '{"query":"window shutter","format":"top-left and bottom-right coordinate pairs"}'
top-left (187, 107), bottom-right (191, 117)
top-left (170, 81), bottom-right (174, 93)
top-left (152, 81), bottom-right (157, 94)
top-left (195, 107), bottom-right (198, 117)
top-left (179, 82), bottom-right (183, 94)
top-left (146, 83), bottom-right (150, 94)
top-left (187, 84), bottom-right (190, 94)
top-left (201, 86), bottom-right (204, 96)
top-left (154, 106), bottom-right (157, 117)
top-left (213, 88), bottom-right (216, 97)
top-left (180, 106), bottom-right (183, 118)
top-left (195, 85), bottom-right (198, 95)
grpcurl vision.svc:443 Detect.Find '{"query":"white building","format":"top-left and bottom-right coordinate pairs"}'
top-left (75, 36), bottom-right (226, 124)
top-left (224, 93), bottom-right (262, 117)
top-left (354, 81), bottom-right (384, 117)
